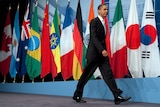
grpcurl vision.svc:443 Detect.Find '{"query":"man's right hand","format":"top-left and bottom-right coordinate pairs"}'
top-left (102, 50), bottom-right (108, 57)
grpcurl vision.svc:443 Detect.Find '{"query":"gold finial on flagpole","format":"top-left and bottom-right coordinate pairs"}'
top-left (9, 4), bottom-right (11, 10)
top-left (27, 2), bottom-right (30, 7)
top-left (17, 3), bottom-right (19, 9)
top-left (56, 0), bottom-right (58, 6)
top-left (35, 0), bottom-right (38, 6)
top-left (68, 0), bottom-right (70, 5)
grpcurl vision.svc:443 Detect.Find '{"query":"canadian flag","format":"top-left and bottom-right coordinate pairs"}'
top-left (0, 9), bottom-right (12, 76)
top-left (0, 7), bottom-right (12, 76)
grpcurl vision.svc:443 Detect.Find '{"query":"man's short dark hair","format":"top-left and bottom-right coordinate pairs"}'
top-left (98, 4), bottom-right (107, 10)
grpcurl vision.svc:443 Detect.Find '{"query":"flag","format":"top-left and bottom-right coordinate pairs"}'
top-left (126, 0), bottom-right (142, 78)
top-left (110, 0), bottom-right (128, 78)
top-left (0, 7), bottom-right (12, 76)
top-left (103, 4), bottom-right (111, 60)
top-left (40, 2), bottom-right (53, 78)
top-left (84, 0), bottom-right (94, 67)
top-left (50, 6), bottom-right (61, 77)
top-left (104, 13), bottom-right (111, 65)
top-left (9, 5), bottom-right (20, 78)
top-left (72, 0), bottom-right (83, 80)
top-left (82, 0), bottom-right (94, 70)
top-left (84, 0), bottom-right (98, 79)
top-left (60, 2), bottom-right (74, 80)
top-left (102, 0), bottom-right (105, 4)
top-left (140, 0), bottom-right (160, 77)
top-left (102, 0), bottom-right (111, 59)
top-left (25, 3), bottom-right (41, 79)
top-left (16, 4), bottom-right (30, 77)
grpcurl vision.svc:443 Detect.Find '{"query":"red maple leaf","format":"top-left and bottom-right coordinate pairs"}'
top-left (0, 32), bottom-right (12, 52)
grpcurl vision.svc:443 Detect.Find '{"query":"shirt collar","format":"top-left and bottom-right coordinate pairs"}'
top-left (98, 15), bottom-right (104, 22)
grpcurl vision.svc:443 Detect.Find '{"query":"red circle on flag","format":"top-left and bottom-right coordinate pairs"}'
top-left (142, 25), bottom-right (157, 45)
top-left (126, 24), bottom-right (140, 49)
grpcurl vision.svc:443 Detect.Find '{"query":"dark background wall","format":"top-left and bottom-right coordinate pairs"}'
top-left (0, 0), bottom-right (28, 48)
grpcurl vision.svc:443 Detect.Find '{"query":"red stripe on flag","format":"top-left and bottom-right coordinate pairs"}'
top-left (73, 20), bottom-right (83, 67)
top-left (0, 8), bottom-right (12, 76)
top-left (111, 46), bottom-right (128, 78)
top-left (61, 50), bottom-right (74, 80)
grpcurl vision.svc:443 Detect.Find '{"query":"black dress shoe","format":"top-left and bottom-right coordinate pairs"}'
top-left (73, 96), bottom-right (87, 103)
top-left (114, 95), bottom-right (131, 105)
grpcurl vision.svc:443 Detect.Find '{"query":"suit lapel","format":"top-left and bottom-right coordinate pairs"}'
top-left (96, 17), bottom-right (106, 36)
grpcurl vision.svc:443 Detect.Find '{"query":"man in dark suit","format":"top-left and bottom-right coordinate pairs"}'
top-left (73, 4), bottom-right (131, 105)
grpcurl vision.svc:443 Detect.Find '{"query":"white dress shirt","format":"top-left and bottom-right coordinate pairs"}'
top-left (98, 15), bottom-right (106, 34)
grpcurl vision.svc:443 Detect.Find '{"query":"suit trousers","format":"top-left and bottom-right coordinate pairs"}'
top-left (75, 57), bottom-right (121, 98)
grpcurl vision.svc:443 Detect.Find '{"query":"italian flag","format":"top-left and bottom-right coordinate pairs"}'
top-left (110, 0), bottom-right (128, 78)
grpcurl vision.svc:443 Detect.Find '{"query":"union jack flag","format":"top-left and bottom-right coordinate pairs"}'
top-left (21, 4), bottom-right (30, 41)
top-left (16, 4), bottom-right (31, 78)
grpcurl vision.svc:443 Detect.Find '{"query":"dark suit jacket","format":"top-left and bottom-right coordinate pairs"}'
top-left (86, 17), bottom-right (107, 61)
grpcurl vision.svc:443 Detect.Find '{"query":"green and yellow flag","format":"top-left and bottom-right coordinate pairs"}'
top-left (50, 6), bottom-right (61, 76)
top-left (25, 3), bottom-right (41, 79)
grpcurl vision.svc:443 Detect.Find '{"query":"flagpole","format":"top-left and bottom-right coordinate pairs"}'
top-left (42, 78), bottom-right (44, 82)
top-left (32, 79), bottom-right (34, 83)
top-left (17, 3), bottom-right (19, 9)
top-left (3, 76), bottom-right (6, 84)
top-left (13, 77), bottom-right (16, 83)
top-left (68, 0), bottom-right (70, 6)
top-left (56, 0), bottom-right (58, 7)
top-left (35, 0), bottom-right (38, 6)
top-left (22, 75), bottom-right (25, 83)
top-left (9, 5), bottom-right (11, 10)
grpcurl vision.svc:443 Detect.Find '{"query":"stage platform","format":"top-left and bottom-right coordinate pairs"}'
top-left (0, 78), bottom-right (160, 104)
top-left (0, 92), bottom-right (160, 107)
